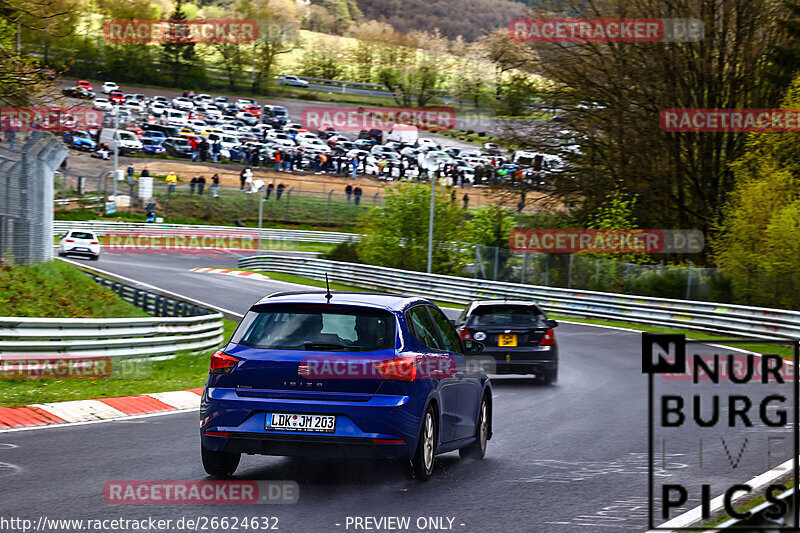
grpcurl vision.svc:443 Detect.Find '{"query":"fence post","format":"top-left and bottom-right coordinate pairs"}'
top-left (493, 247), bottom-right (499, 280)
top-left (285, 188), bottom-right (294, 220)
top-left (544, 255), bottom-right (549, 286)
top-left (595, 259), bottom-right (600, 285)
top-left (474, 246), bottom-right (480, 279)
top-left (327, 189), bottom-right (334, 225)
top-left (521, 252), bottom-right (528, 284)
top-left (659, 259), bottom-right (664, 277)
top-left (568, 254), bottom-right (574, 289)
top-left (625, 262), bottom-right (631, 283)
top-left (686, 261), bottom-right (693, 300)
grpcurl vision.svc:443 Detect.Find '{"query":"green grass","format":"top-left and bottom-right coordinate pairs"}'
top-left (0, 261), bottom-right (149, 318)
top-left (0, 319), bottom-right (238, 407)
top-left (0, 261), bottom-right (241, 407)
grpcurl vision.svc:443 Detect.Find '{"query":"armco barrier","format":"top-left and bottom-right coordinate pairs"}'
top-left (54, 221), bottom-right (360, 245)
top-left (239, 254), bottom-right (800, 340)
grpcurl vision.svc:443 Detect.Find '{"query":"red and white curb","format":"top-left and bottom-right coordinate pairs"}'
top-left (0, 388), bottom-right (203, 432)
top-left (190, 267), bottom-right (271, 281)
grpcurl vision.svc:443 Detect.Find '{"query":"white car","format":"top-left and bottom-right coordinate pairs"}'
top-left (166, 109), bottom-right (189, 127)
top-left (188, 119), bottom-right (207, 131)
top-left (58, 230), bottom-right (100, 260)
top-left (297, 138), bottom-right (331, 153)
top-left (277, 75), bottom-right (309, 88)
top-left (235, 99), bottom-right (257, 111)
top-left (93, 98), bottom-right (112, 111)
top-left (102, 82), bottom-right (119, 94)
top-left (417, 138), bottom-right (440, 150)
top-left (149, 102), bottom-right (168, 116)
top-left (172, 97), bottom-right (194, 110)
top-left (294, 132), bottom-right (319, 143)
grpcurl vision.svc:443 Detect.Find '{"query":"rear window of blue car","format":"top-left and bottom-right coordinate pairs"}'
top-left (232, 304), bottom-right (396, 352)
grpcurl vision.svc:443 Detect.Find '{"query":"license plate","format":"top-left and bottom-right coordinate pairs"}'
top-left (498, 334), bottom-right (517, 347)
top-left (266, 413), bottom-right (335, 433)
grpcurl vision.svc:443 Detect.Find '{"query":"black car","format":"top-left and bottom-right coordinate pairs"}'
top-left (162, 137), bottom-right (193, 158)
top-left (456, 300), bottom-right (559, 384)
top-left (62, 86), bottom-right (95, 100)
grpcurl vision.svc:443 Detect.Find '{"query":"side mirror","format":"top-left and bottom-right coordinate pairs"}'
top-left (546, 319), bottom-right (559, 329)
top-left (463, 340), bottom-right (484, 356)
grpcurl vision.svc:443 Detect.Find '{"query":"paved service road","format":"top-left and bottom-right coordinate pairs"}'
top-left (0, 253), bottom-right (789, 532)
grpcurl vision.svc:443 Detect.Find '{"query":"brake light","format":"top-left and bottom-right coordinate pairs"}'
top-left (371, 438), bottom-right (405, 444)
top-left (459, 328), bottom-right (472, 341)
top-left (90, 241), bottom-right (99, 245)
top-left (540, 329), bottom-right (556, 346)
top-left (209, 351), bottom-right (239, 374)
top-left (65, 239), bottom-right (74, 242)
top-left (204, 430), bottom-right (231, 437)
top-left (373, 358), bottom-right (417, 382)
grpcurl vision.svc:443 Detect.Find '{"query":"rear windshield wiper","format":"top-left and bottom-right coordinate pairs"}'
top-left (303, 342), bottom-right (360, 352)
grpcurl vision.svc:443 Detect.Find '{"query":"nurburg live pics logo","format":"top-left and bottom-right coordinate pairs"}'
top-left (643, 333), bottom-right (799, 530)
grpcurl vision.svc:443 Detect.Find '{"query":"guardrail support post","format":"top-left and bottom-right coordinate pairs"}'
top-left (544, 255), bottom-right (549, 286)
top-left (327, 189), bottom-right (334, 226)
top-left (686, 261), bottom-right (693, 300)
top-left (595, 259), bottom-right (600, 285)
top-left (493, 247), bottom-right (499, 280)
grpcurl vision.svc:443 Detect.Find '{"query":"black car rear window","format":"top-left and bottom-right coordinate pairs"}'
top-left (232, 304), bottom-right (396, 352)
top-left (467, 305), bottom-right (545, 327)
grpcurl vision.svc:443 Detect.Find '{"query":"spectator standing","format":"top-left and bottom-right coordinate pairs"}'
top-left (266, 182), bottom-right (274, 200)
top-left (200, 138), bottom-right (209, 162)
top-left (353, 186), bottom-right (362, 205)
top-left (345, 184), bottom-right (353, 204)
top-left (166, 171), bottom-right (178, 193)
top-left (141, 166), bottom-right (150, 178)
top-left (126, 164), bottom-right (135, 185)
top-left (189, 136), bottom-right (199, 161)
top-left (197, 175), bottom-right (206, 195)
top-left (211, 174), bottom-right (220, 198)
top-left (212, 140), bottom-right (221, 163)
top-left (350, 157), bottom-right (359, 179)
top-left (190, 176), bottom-right (198, 194)
top-left (463, 193), bottom-right (469, 209)
top-left (274, 150), bottom-right (282, 171)
top-left (276, 183), bottom-right (285, 200)
top-left (243, 168), bottom-right (253, 192)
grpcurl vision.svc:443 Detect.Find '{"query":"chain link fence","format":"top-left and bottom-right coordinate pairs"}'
top-left (473, 244), bottom-right (727, 303)
top-left (0, 131), bottom-right (68, 265)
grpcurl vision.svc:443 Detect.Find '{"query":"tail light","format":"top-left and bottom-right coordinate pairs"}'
top-left (90, 241), bottom-right (99, 245)
top-left (65, 239), bottom-right (74, 242)
top-left (210, 351), bottom-right (239, 374)
top-left (373, 358), bottom-right (417, 382)
top-left (459, 328), bottom-right (472, 341)
top-left (540, 329), bottom-right (556, 346)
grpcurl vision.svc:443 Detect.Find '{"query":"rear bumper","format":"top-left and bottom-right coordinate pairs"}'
top-left (200, 387), bottom-right (424, 460)
top-left (478, 345), bottom-right (558, 375)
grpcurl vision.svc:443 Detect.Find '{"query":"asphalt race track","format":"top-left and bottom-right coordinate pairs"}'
top-left (0, 252), bottom-right (791, 532)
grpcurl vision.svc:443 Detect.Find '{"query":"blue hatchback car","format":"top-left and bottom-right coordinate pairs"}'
top-left (200, 291), bottom-right (491, 480)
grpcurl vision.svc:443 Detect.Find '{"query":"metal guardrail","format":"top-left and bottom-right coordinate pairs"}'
top-left (239, 254), bottom-right (800, 340)
top-left (54, 220), bottom-right (361, 245)
top-left (0, 314), bottom-right (224, 358)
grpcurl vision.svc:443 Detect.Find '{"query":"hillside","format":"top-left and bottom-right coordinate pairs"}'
top-left (353, 0), bottom-right (527, 41)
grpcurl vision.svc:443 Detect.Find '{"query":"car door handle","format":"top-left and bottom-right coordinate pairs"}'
top-left (454, 372), bottom-right (465, 380)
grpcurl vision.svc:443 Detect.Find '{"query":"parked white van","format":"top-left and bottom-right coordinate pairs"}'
top-left (99, 128), bottom-right (143, 151)
top-left (166, 109), bottom-right (189, 127)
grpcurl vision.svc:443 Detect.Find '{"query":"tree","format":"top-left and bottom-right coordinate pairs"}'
top-left (713, 74), bottom-right (800, 308)
top-left (357, 184), bottom-right (465, 274)
top-left (160, 0), bottom-right (198, 88)
top-left (298, 35), bottom-right (346, 80)
top-left (496, 0), bottom-right (800, 261)
top-left (376, 30), bottom-right (449, 107)
top-left (465, 204), bottom-right (516, 248)
top-left (478, 28), bottom-right (538, 96)
top-left (236, 0), bottom-right (300, 94)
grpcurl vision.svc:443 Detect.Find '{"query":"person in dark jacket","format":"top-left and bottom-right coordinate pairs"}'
top-left (197, 175), bottom-right (206, 195)
top-left (189, 176), bottom-right (198, 194)
top-left (345, 184), bottom-right (353, 204)
top-left (266, 182), bottom-right (274, 200)
top-left (276, 183), bottom-right (285, 200)
top-left (353, 186), bottom-right (362, 205)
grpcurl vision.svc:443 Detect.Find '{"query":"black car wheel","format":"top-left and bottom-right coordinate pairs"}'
top-left (201, 446), bottom-right (240, 478)
top-left (459, 395), bottom-right (489, 460)
top-left (411, 405), bottom-right (437, 480)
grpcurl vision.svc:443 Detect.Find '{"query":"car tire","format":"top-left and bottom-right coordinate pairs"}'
top-left (411, 405), bottom-right (437, 481)
top-left (459, 395), bottom-right (489, 460)
top-left (538, 366), bottom-right (558, 385)
top-left (90, 254), bottom-right (100, 261)
top-left (201, 446), bottom-right (240, 478)
top-left (57, 251), bottom-right (65, 257)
